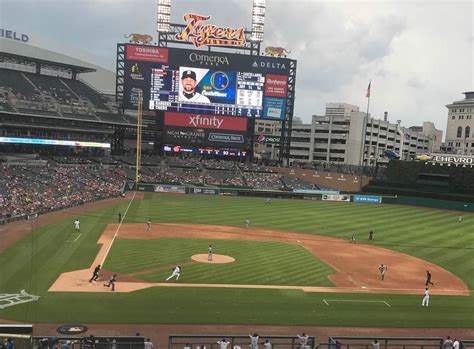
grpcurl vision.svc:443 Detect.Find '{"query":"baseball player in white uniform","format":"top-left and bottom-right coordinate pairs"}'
top-left (263, 340), bottom-right (272, 349)
top-left (379, 264), bottom-right (388, 280)
top-left (166, 266), bottom-right (181, 281)
top-left (217, 339), bottom-right (230, 349)
top-left (147, 219), bottom-right (151, 231)
top-left (422, 287), bottom-right (430, 306)
top-left (297, 333), bottom-right (309, 348)
top-left (245, 218), bottom-right (250, 229)
top-left (208, 245), bottom-right (213, 261)
top-left (74, 219), bottom-right (80, 232)
top-left (249, 334), bottom-right (259, 349)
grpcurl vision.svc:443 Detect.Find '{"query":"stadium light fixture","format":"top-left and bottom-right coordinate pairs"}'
top-left (157, 0), bottom-right (171, 33)
top-left (251, 0), bottom-right (266, 42)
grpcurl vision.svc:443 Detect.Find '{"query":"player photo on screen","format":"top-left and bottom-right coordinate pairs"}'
top-left (178, 67), bottom-right (236, 105)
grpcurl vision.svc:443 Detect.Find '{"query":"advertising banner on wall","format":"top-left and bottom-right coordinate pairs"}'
top-left (154, 185), bottom-right (186, 194)
top-left (353, 195), bottom-right (382, 203)
top-left (188, 187), bottom-right (219, 195)
top-left (322, 194), bottom-right (351, 202)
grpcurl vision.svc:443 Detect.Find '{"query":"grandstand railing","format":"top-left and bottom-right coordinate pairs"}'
top-left (324, 336), bottom-right (444, 349)
top-left (169, 334), bottom-right (316, 349)
top-left (461, 341), bottom-right (474, 349)
top-left (31, 335), bottom-right (145, 349)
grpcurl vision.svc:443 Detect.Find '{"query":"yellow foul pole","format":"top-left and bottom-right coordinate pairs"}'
top-left (135, 90), bottom-right (142, 183)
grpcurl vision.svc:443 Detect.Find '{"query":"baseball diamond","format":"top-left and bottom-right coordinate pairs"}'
top-left (1, 0), bottom-right (474, 347)
top-left (1, 192), bottom-right (473, 329)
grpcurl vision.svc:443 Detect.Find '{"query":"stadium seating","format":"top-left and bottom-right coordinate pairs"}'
top-left (0, 68), bottom-right (39, 98)
top-left (0, 69), bottom-right (135, 124)
top-left (62, 78), bottom-right (109, 109)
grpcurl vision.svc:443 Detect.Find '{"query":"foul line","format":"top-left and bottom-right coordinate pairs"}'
top-left (100, 190), bottom-right (137, 266)
top-left (323, 299), bottom-right (391, 307)
top-left (65, 233), bottom-right (81, 243)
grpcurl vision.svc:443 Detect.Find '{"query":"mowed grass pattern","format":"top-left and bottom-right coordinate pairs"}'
top-left (105, 237), bottom-right (335, 286)
top-left (124, 194), bottom-right (474, 290)
top-left (0, 192), bottom-right (473, 327)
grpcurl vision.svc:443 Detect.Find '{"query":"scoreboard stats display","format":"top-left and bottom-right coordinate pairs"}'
top-left (123, 44), bottom-right (291, 119)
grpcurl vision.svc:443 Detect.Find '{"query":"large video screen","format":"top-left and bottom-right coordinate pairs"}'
top-left (122, 45), bottom-right (291, 119)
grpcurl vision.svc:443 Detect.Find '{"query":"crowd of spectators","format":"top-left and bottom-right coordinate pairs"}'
top-left (1, 154), bottom-right (327, 222)
top-left (1, 164), bottom-right (125, 222)
top-left (295, 160), bottom-right (386, 178)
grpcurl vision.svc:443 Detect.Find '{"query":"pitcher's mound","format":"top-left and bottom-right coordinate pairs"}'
top-left (191, 254), bottom-right (235, 264)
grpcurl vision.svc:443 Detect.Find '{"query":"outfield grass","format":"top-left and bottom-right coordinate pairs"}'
top-left (105, 237), bottom-right (335, 286)
top-left (0, 193), bottom-right (473, 327)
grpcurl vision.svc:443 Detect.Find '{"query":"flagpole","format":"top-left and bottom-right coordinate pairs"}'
top-left (366, 82), bottom-right (371, 166)
top-left (360, 80), bottom-right (371, 167)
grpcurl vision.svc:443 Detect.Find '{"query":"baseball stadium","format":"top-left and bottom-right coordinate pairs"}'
top-left (1, 1), bottom-right (474, 349)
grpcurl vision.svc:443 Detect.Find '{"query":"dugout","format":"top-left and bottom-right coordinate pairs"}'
top-left (0, 324), bottom-right (32, 349)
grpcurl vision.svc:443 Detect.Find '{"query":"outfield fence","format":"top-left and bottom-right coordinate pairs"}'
top-left (168, 335), bottom-right (316, 349)
top-left (324, 337), bottom-right (444, 349)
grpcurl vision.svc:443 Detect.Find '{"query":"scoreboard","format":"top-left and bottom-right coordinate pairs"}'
top-left (123, 45), bottom-right (291, 120)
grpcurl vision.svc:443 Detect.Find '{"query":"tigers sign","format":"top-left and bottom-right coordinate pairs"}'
top-left (176, 13), bottom-right (246, 48)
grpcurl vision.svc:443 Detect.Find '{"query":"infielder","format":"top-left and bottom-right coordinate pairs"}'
top-left (208, 244), bottom-right (213, 261)
top-left (147, 219), bottom-right (151, 231)
top-left (245, 218), bottom-right (250, 229)
top-left (379, 264), bottom-right (388, 280)
top-left (458, 215), bottom-right (463, 222)
top-left (425, 270), bottom-right (434, 286)
top-left (422, 287), bottom-right (430, 306)
top-left (166, 266), bottom-right (181, 281)
top-left (74, 219), bottom-right (80, 232)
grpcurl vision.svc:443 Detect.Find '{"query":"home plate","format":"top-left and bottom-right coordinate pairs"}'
top-left (297, 240), bottom-right (301, 242)
top-left (361, 286), bottom-right (367, 289)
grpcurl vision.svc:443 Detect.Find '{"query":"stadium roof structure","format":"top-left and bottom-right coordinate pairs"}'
top-left (0, 39), bottom-right (96, 75)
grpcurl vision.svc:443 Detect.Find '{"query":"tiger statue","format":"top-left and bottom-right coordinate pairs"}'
top-left (264, 47), bottom-right (291, 57)
top-left (124, 33), bottom-right (153, 45)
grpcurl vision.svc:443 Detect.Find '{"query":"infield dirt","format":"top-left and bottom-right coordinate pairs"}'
top-left (49, 223), bottom-right (469, 296)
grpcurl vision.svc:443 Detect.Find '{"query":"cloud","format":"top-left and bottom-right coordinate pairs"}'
top-left (1, 0), bottom-right (472, 136)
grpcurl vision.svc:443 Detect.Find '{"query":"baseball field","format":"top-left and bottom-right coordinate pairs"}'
top-left (0, 192), bottom-right (473, 328)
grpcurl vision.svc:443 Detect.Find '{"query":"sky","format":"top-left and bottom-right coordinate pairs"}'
top-left (1, 0), bottom-right (473, 134)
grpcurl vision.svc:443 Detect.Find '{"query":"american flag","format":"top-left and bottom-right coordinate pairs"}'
top-left (366, 81), bottom-right (371, 98)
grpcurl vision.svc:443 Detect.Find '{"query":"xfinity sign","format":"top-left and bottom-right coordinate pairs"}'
top-left (190, 115), bottom-right (223, 128)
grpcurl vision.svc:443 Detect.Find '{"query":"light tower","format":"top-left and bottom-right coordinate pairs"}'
top-left (251, 0), bottom-right (266, 42)
top-left (157, 0), bottom-right (171, 33)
